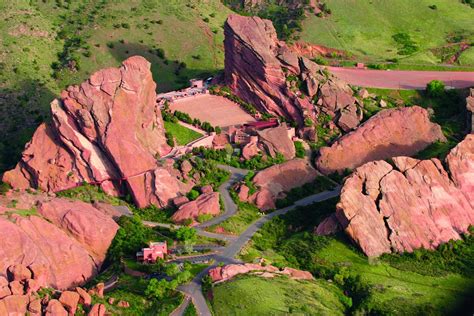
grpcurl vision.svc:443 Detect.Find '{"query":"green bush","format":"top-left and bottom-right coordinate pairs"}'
top-left (294, 141), bottom-right (305, 158)
top-left (186, 189), bottom-right (200, 201)
top-left (426, 80), bottom-right (445, 98)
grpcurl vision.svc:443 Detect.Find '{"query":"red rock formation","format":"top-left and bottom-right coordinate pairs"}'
top-left (316, 106), bottom-right (446, 174)
top-left (2, 56), bottom-right (189, 209)
top-left (246, 159), bottom-right (319, 210)
top-left (171, 191), bottom-right (221, 224)
top-left (336, 135), bottom-right (474, 257)
top-left (0, 195), bottom-right (118, 290)
top-left (209, 263), bottom-right (313, 283)
top-left (257, 124), bottom-right (295, 159)
top-left (224, 14), bottom-right (359, 133)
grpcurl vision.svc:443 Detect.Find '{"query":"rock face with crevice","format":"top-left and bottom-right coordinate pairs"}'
top-left (316, 106), bottom-right (446, 175)
top-left (336, 135), bottom-right (474, 257)
top-left (0, 193), bottom-right (118, 289)
top-left (2, 56), bottom-right (189, 208)
top-left (224, 14), bottom-right (359, 135)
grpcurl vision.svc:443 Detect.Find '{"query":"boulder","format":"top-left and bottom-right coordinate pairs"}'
top-left (45, 299), bottom-right (68, 316)
top-left (173, 196), bottom-right (190, 208)
top-left (0, 295), bottom-right (29, 315)
top-left (314, 214), bottom-right (341, 235)
top-left (171, 192), bottom-right (220, 223)
top-left (336, 135), bottom-right (474, 257)
top-left (9, 281), bottom-right (24, 296)
top-left (28, 297), bottom-right (42, 314)
top-left (7, 264), bottom-right (32, 282)
top-left (0, 195), bottom-right (118, 290)
top-left (117, 300), bottom-right (130, 308)
top-left (238, 185), bottom-right (250, 202)
top-left (76, 287), bottom-right (92, 307)
top-left (209, 263), bottom-right (312, 283)
top-left (316, 106), bottom-right (446, 174)
top-left (257, 124), bottom-right (295, 159)
top-left (248, 159), bottom-right (319, 210)
top-left (242, 140), bottom-right (261, 160)
top-left (88, 303), bottom-right (106, 316)
top-left (2, 56), bottom-right (189, 209)
top-left (201, 185), bottom-right (214, 194)
top-left (336, 104), bottom-right (362, 132)
top-left (59, 290), bottom-right (80, 315)
top-left (0, 286), bottom-right (11, 299)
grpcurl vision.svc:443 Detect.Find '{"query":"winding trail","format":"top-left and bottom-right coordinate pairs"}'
top-left (327, 66), bottom-right (474, 90)
top-left (144, 165), bottom-right (341, 316)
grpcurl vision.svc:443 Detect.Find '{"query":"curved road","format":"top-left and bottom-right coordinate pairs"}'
top-left (327, 66), bottom-right (474, 90)
top-left (158, 165), bottom-right (342, 316)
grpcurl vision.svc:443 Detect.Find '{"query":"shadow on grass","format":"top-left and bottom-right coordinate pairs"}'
top-left (0, 80), bottom-right (56, 174)
top-left (106, 42), bottom-right (221, 93)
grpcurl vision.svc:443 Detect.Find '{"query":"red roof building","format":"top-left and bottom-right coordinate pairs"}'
top-left (136, 241), bottom-right (168, 263)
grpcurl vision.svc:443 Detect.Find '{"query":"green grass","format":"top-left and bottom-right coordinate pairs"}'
top-left (209, 275), bottom-right (348, 315)
top-left (240, 199), bottom-right (474, 315)
top-left (300, 0), bottom-right (474, 67)
top-left (4, 208), bottom-right (39, 218)
top-left (0, 0), bottom-right (232, 174)
top-left (207, 198), bottom-right (262, 235)
top-left (56, 183), bottom-right (127, 205)
top-left (164, 121), bottom-right (202, 146)
top-left (183, 302), bottom-right (198, 316)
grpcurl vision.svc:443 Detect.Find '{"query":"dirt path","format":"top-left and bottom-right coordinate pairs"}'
top-left (328, 67), bottom-right (474, 90)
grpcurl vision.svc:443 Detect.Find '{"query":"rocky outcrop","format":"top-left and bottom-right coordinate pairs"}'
top-left (257, 124), bottom-right (295, 159)
top-left (0, 264), bottom-right (109, 315)
top-left (2, 56), bottom-right (190, 209)
top-left (0, 193), bottom-right (118, 289)
top-left (208, 263), bottom-right (313, 283)
top-left (241, 159), bottom-right (318, 210)
top-left (467, 88), bottom-right (474, 133)
top-left (316, 106), bottom-right (446, 174)
top-left (171, 190), bottom-right (221, 224)
top-left (336, 135), bottom-right (474, 257)
top-left (224, 14), bottom-right (359, 134)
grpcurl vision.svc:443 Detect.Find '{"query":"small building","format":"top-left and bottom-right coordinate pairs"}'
top-left (244, 119), bottom-right (279, 131)
top-left (136, 241), bottom-right (168, 263)
top-left (190, 79), bottom-right (204, 89)
top-left (356, 62), bottom-right (365, 69)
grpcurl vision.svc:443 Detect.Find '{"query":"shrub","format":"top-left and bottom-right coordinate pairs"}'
top-left (186, 189), bottom-right (200, 201)
top-left (426, 80), bottom-right (445, 98)
top-left (294, 141), bottom-right (305, 158)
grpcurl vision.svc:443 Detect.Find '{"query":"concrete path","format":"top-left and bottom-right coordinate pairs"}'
top-left (143, 164), bottom-right (341, 316)
top-left (328, 66), bottom-right (474, 90)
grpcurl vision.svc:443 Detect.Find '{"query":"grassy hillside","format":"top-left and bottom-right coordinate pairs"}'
top-left (210, 275), bottom-right (349, 315)
top-left (0, 0), bottom-right (232, 173)
top-left (300, 0), bottom-right (474, 67)
top-left (240, 199), bottom-right (474, 315)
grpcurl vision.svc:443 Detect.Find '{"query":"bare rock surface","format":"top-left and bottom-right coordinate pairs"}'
top-left (247, 159), bottom-right (318, 210)
top-left (0, 194), bottom-right (118, 290)
top-left (2, 56), bottom-right (189, 209)
top-left (257, 124), bottom-right (295, 159)
top-left (336, 135), bottom-right (474, 257)
top-left (209, 263), bottom-right (313, 283)
top-left (224, 14), bottom-right (358, 130)
top-left (316, 106), bottom-right (446, 174)
top-left (171, 192), bottom-right (221, 224)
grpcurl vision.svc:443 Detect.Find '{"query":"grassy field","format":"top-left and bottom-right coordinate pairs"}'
top-left (210, 275), bottom-right (348, 315)
top-left (0, 0), bottom-right (232, 173)
top-left (164, 121), bottom-right (202, 146)
top-left (207, 198), bottom-right (262, 235)
top-left (300, 0), bottom-right (474, 67)
top-left (239, 200), bottom-right (474, 315)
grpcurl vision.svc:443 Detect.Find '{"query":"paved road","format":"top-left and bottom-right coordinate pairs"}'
top-left (328, 66), bottom-right (474, 90)
top-left (146, 165), bottom-right (341, 315)
top-left (176, 185), bottom-right (342, 316)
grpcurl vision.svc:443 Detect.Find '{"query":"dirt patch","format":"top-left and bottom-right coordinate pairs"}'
top-left (169, 94), bottom-right (256, 127)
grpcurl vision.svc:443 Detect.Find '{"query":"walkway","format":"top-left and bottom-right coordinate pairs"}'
top-left (327, 66), bottom-right (474, 90)
top-left (152, 165), bottom-right (342, 316)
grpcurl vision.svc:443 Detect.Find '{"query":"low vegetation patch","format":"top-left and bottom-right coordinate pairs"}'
top-left (163, 121), bottom-right (202, 146)
top-left (275, 176), bottom-right (336, 208)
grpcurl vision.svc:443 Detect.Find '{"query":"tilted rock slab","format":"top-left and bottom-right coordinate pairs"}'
top-left (2, 56), bottom-right (189, 208)
top-left (224, 14), bottom-right (358, 131)
top-left (336, 134), bottom-right (474, 257)
top-left (244, 159), bottom-right (319, 211)
top-left (0, 197), bottom-right (118, 289)
top-left (171, 191), bottom-right (220, 224)
top-left (316, 106), bottom-right (446, 174)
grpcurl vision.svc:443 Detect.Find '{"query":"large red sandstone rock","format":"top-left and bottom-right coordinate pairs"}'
top-left (336, 135), bottom-right (474, 257)
top-left (59, 291), bottom-right (80, 315)
top-left (247, 159), bottom-right (319, 210)
top-left (88, 303), bottom-right (106, 316)
top-left (171, 192), bottom-right (220, 223)
top-left (209, 263), bottom-right (313, 283)
top-left (224, 14), bottom-right (357, 130)
top-left (0, 294), bottom-right (29, 315)
top-left (0, 196), bottom-right (118, 290)
top-left (316, 106), bottom-right (446, 174)
top-left (257, 124), bottom-right (295, 159)
top-left (2, 56), bottom-right (189, 209)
